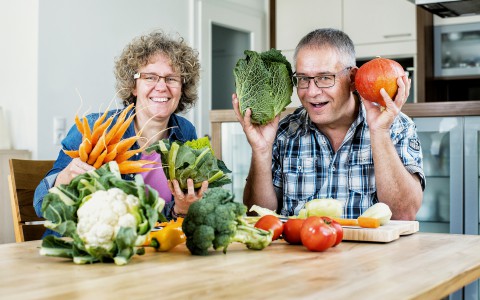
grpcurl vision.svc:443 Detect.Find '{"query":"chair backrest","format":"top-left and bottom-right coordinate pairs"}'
top-left (8, 159), bottom-right (55, 242)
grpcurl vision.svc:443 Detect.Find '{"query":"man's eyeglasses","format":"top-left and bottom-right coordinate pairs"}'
top-left (134, 73), bottom-right (184, 88)
top-left (292, 67), bottom-right (352, 89)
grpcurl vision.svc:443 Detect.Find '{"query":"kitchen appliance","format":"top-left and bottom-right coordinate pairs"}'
top-left (434, 22), bottom-right (480, 77)
top-left (409, 0), bottom-right (480, 18)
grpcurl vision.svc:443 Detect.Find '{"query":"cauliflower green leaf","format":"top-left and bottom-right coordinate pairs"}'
top-left (40, 161), bottom-right (166, 265)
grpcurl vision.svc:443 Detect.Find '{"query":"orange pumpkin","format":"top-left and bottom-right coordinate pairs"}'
top-left (354, 57), bottom-right (405, 107)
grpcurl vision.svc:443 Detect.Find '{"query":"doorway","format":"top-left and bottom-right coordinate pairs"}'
top-left (212, 24), bottom-right (250, 110)
top-left (194, 0), bottom-right (266, 137)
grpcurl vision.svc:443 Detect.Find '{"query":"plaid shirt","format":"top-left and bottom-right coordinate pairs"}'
top-left (272, 104), bottom-right (425, 218)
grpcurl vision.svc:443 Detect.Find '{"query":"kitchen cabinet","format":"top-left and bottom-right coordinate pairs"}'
top-left (343, 0), bottom-right (416, 47)
top-left (275, 0), bottom-right (342, 51)
top-left (0, 149), bottom-right (31, 244)
top-left (275, 0), bottom-right (417, 58)
top-left (414, 116), bottom-right (480, 300)
top-left (465, 117), bottom-right (480, 300)
top-left (275, 0), bottom-right (342, 65)
top-left (343, 0), bottom-right (417, 58)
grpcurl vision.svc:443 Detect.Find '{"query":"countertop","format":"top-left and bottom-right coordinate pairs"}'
top-left (0, 232), bottom-right (479, 299)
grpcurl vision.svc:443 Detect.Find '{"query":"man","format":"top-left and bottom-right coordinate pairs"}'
top-left (232, 28), bottom-right (424, 220)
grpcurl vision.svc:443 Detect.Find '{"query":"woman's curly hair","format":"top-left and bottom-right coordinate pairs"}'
top-left (114, 30), bottom-right (200, 113)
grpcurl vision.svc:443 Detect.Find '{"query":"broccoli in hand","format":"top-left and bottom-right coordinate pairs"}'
top-left (182, 188), bottom-right (273, 255)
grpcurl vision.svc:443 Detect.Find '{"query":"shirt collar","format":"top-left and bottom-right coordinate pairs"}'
top-left (292, 95), bottom-right (366, 136)
top-left (167, 114), bottom-right (185, 142)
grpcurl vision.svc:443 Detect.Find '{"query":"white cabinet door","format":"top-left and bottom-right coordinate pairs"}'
top-left (343, 0), bottom-right (416, 46)
top-left (276, 0), bottom-right (343, 52)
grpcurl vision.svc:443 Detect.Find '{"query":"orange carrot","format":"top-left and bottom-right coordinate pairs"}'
top-left (82, 117), bottom-right (92, 142)
top-left (63, 149), bottom-right (80, 159)
top-left (90, 115), bottom-right (114, 145)
top-left (103, 147), bottom-right (118, 163)
top-left (104, 104), bottom-right (134, 145)
top-left (87, 134), bottom-right (106, 165)
top-left (333, 218), bottom-right (359, 226)
top-left (79, 139), bottom-right (92, 162)
top-left (357, 217), bottom-right (380, 228)
top-left (117, 160), bottom-right (158, 174)
top-left (93, 149), bottom-right (108, 169)
top-left (113, 136), bottom-right (141, 156)
top-left (109, 114), bottom-right (135, 145)
top-left (115, 146), bottom-right (146, 164)
top-left (92, 107), bottom-right (110, 132)
top-left (74, 114), bottom-right (84, 135)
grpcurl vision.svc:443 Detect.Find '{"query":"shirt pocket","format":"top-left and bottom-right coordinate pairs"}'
top-left (347, 148), bottom-right (376, 195)
top-left (283, 157), bottom-right (317, 201)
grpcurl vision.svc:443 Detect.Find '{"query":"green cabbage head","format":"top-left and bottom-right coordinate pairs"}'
top-left (234, 48), bottom-right (293, 125)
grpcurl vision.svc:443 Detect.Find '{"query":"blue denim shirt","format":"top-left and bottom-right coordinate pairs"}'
top-left (34, 107), bottom-right (197, 224)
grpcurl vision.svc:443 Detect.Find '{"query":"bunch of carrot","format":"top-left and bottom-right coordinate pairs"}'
top-left (63, 103), bottom-right (157, 174)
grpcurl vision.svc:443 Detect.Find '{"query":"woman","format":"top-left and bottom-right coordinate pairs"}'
top-left (34, 30), bottom-right (208, 220)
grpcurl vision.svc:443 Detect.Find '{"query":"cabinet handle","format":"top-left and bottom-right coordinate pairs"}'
top-left (383, 33), bottom-right (412, 39)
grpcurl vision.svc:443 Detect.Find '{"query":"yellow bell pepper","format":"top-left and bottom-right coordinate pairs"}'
top-left (144, 218), bottom-right (186, 251)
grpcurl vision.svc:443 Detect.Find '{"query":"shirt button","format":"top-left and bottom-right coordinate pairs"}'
top-left (298, 166), bottom-right (302, 171)
top-left (332, 166), bottom-right (336, 171)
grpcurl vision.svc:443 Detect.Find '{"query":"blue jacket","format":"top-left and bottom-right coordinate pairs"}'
top-left (34, 107), bottom-right (197, 222)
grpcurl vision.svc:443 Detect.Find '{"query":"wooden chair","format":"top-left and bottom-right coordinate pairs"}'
top-left (8, 159), bottom-right (55, 242)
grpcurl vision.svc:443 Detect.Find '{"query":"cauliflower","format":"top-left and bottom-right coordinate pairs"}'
top-left (76, 188), bottom-right (141, 252)
top-left (40, 161), bottom-right (166, 265)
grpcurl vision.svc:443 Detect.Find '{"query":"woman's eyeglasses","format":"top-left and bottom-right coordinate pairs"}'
top-left (134, 73), bottom-right (184, 88)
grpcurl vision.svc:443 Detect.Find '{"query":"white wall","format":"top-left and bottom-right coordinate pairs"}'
top-left (37, 0), bottom-right (192, 160)
top-left (0, 0), bottom-right (38, 152)
top-left (1, 0), bottom-right (267, 159)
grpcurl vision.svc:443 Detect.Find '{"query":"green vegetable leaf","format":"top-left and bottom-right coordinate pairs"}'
top-left (234, 48), bottom-right (293, 125)
top-left (40, 161), bottom-right (165, 265)
top-left (148, 137), bottom-right (232, 190)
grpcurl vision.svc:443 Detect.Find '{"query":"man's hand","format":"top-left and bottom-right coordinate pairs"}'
top-left (363, 74), bottom-right (411, 132)
top-left (232, 93), bottom-right (280, 153)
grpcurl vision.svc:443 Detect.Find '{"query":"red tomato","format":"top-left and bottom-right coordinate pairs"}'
top-left (321, 216), bottom-right (343, 247)
top-left (255, 215), bottom-right (284, 240)
top-left (300, 216), bottom-right (337, 252)
top-left (282, 218), bottom-right (304, 245)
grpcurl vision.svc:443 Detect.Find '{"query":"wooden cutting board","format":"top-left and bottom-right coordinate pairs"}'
top-left (342, 220), bottom-right (419, 243)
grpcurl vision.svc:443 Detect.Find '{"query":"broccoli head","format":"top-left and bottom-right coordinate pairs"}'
top-left (182, 188), bottom-right (273, 255)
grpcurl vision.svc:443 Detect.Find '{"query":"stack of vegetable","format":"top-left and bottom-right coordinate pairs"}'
top-left (249, 200), bottom-right (393, 252)
top-left (234, 48), bottom-right (293, 125)
top-left (39, 161), bottom-right (166, 265)
top-left (181, 188), bottom-right (273, 255)
top-left (147, 137), bottom-right (231, 190)
top-left (64, 104), bottom-right (157, 174)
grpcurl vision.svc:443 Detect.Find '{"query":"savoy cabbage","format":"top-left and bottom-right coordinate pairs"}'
top-left (234, 48), bottom-right (293, 125)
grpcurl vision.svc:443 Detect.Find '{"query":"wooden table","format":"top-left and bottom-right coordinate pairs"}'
top-left (0, 232), bottom-right (479, 299)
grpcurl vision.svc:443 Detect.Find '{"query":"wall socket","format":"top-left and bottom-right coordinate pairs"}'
top-left (53, 117), bottom-right (66, 145)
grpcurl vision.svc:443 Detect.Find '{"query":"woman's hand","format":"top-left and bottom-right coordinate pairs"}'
top-left (168, 179), bottom-right (208, 216)
top-left (54, 158), bottom-right (95, 186)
